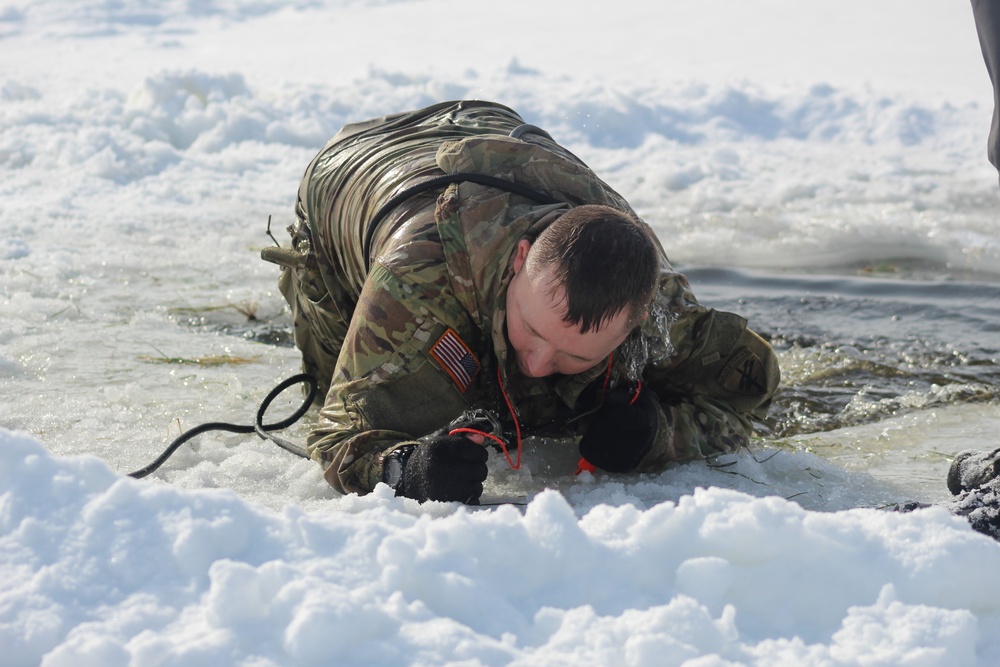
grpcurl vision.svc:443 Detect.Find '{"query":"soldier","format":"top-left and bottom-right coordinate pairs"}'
top-left (262, 100), bottom-right (780, 504)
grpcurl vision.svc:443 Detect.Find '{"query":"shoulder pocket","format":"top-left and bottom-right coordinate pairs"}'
top-left (350, 319), bottom-right (477, 436)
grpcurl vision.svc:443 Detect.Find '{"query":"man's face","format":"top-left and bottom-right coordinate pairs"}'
top-left (505, 240), bottom-right (633, 378)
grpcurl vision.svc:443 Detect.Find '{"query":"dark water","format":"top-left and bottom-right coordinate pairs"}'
top-left (686, 265), bottom-right (1000, 441)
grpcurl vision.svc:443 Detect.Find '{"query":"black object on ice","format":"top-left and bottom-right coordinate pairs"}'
top-left (947, 447), bottom-right (1000, 495)
top-left (127, 373), bottom-right (317, 479)
top-left (889, 447), bottom-right (1000, 541)
top-left (945, 447), bottom-right (1000, 540)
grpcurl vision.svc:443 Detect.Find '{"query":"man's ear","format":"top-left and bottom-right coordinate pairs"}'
top-left (512, 239), bottom-right (532, 274)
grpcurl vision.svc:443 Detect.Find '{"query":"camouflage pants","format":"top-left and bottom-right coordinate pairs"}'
top-left (272, 217), bottom-right (356, 402)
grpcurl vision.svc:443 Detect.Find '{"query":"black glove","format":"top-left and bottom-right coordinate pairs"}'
top-left (383, 435), bottom-right (489, 504)
top-left (578, 382), bottom-right (660, 473)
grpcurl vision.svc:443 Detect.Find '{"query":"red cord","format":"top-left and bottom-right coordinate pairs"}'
top-left (628, 381), bottom-right (642, 405)
top-left (495, 366), bottom-right (522, 470)
top-left (474, 358), bottom-right (618, 474)
top-left (448, 427), bottom-right (508, 450)
top-left (447, 367), bottom-right (523, 471)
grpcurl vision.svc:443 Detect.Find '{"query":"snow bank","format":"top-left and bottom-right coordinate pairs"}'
top-left (4, 427), bottom-right (1000, 666)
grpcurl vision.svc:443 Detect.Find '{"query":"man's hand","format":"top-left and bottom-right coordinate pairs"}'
top-left (578, 382), bottom-right (660, 473)
top-left (384, 435), bottom-right (489, 503)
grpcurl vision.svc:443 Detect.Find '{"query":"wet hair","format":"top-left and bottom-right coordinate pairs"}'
top-left (527, 204), bottom-right (660, 333)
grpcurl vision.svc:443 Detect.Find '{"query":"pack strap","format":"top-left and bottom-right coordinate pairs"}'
top-left (363, 172), bottom-right (563, 268)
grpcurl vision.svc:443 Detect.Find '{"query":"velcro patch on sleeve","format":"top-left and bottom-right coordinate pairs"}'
top-left (718, 347), bottom-right (767, 395)
top-left (429, 328), bottom-right (480, 393)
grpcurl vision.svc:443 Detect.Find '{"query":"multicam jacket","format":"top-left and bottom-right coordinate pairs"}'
top-left (265, 100), bottom-right (780, 495)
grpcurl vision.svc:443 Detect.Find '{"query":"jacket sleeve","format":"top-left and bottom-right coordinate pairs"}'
top-left (632, 269), bottom-right (780, 468)
top-left (307, 262), bottom-right (481, 495)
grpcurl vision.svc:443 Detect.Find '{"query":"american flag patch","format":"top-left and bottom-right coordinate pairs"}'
top-left (429, 328), bottom-right (480, 393)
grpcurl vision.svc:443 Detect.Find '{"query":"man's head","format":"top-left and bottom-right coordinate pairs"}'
top-left (505, 205), bottom-right (660, 378)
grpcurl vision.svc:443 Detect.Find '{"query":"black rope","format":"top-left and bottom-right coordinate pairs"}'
top-left (128, 373), bottom-right (317, 479)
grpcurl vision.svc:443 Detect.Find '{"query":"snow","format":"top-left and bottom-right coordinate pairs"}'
top-left (5, 430), bottom-right (1000, 666)
top-left (3, 0), bottom-right (1000, 665)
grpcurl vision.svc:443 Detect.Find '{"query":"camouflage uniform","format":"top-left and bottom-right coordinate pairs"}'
top-left (263, 100), bottom-right (779, 495)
